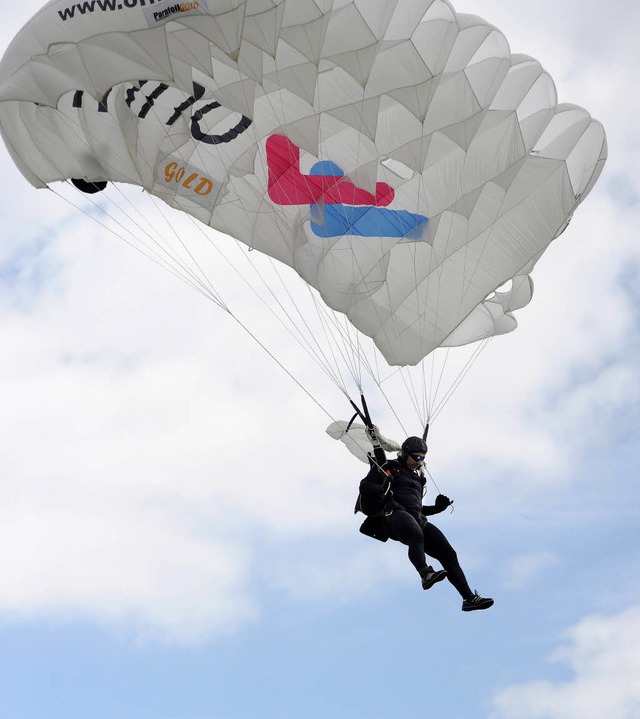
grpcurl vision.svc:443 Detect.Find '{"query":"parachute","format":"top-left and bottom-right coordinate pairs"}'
top-left (0, 0), bottom-right (607, 426)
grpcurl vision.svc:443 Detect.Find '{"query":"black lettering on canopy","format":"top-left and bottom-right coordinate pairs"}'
top-left (126, 81), bottom-right (148, 108)
top-left (68, 81), bottom-right (253, 143)
top-left (138, 83), bottom-right (170, 119)
top-left (167, 82), bottom-right (206, 126)
top-left (191, 103), bottom-right (253, 145)
top-left (71, 89), bottom-right (111, 112)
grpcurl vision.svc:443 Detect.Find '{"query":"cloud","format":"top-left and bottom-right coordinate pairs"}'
top-left (492, 605), bottom-right (640, 719)
top-left (270, 541), bottom-right (411, 603)
top-left (502, 551), bottom-right (560, 590)
top-left (0, 494), bottom-right (257, 644)
top-left (0, 193), bottom-right (358, 642)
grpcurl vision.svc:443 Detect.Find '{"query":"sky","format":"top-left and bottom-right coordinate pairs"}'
top-left (0, 1), bottom-right (638, 718)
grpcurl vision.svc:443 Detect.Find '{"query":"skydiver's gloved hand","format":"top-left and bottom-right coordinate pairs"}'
top-left (422, 495), bottom-right (452, 516)
top-left (366, 424), bottom-right (381, 446)
top-left (434, 494), bottom-right (453, 512)
top-left (366, 425), bottom-right (402, 453)
top-left (365, 424), bottom-right (388, 468)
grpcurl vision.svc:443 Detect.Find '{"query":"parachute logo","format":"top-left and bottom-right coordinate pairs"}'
top-left (266, 135), bottom-right (428, 242)
top-left (155, 158), bottom-right (220, 208)
top-left (144, 0), bottom-right (207, 27)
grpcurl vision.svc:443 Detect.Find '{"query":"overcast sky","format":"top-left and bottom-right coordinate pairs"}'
top-left (0, 1), bottom-right (638, 718)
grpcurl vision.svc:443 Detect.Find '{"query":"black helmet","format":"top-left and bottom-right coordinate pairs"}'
top-left (401, 436), bottom-right (428, 456)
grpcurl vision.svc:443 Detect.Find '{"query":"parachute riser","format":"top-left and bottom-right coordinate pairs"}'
top-left (348, 393), bottom-right (373, 430)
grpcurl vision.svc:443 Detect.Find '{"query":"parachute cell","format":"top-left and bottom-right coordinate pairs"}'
top-left (0, 0), bottom-right (607, 368)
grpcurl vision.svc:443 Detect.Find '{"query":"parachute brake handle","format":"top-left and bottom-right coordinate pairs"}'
top-left (422, 423), bottom-right (429, 442)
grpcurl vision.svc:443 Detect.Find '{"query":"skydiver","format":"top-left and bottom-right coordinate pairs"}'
top-left (356, 433), bottom-right (494, 612)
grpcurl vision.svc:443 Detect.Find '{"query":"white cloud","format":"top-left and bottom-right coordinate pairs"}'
top-left (270, 541), bottom-right (412, 603)
top-left (0, 194), bottom-right (360, 642)
top-left (0, 495), bottom-right (257, 644)
top-left (492, 605), bottom-right (640, 719)
top-left (502, 551), bottom-right (560, 590)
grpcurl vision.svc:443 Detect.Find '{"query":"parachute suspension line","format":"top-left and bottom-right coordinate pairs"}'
top-left (304, 288), bottom-right (414, 433)
top-left (112, 184), bottom-right (225, 304)
top-left (76, 193), bottom-right (340, 422)
top-left (371, 376), bottom-right (412, 437)
top-left (290, 256), bottom-right (415, 432)
top-left (283, 236), bottom-right (414, 434)
top-left (336, 345), bottom-right (412, 437)
top-left (312, 295), bottom-right (363, 384)
top-left (55, 125), bottom-right (343, 419)
top-left (224, 310), bottom-right (336, 423)
top-left (254, 258), bottom-right (352, 393)
top-left (425, 344), bottom-right (455, 420)
top-left (54, 107), bottom-right (213, 299)
top-left (259, 254), bottom-right (357, 393)
top-left (72, 189), bottom-right (340, 423)
top-left (368, 350), bottom-right (415, 433)
top-left (181, 214), bottom-right (359, 394)
top-left (305, 290), bottom-right (360, 394)
top-left (52, 185), bottom-right (229, 311)
top-left (305, 286), bottom-right (373, 388)
top-left (53, 122), bottom-right (228, 307)
top-left (214, 189), bottom-right (361, 394)
top-left (429, 338), bottom-right (492, 423)
top-left (397, 366), bottom-right (429, 429)
top-left (423, 463), bottom-right (443, 496)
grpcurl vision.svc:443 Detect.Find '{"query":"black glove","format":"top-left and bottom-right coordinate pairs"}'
top-left (434, 494), bottom-right (452, 512)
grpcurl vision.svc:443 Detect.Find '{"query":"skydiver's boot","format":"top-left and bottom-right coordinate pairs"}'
top-left (462, 591), bottom-right (494, 611)
top-left (420, 566), bottom-right (448, 590)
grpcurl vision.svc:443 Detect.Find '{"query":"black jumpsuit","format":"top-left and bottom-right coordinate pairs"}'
top-left (366, 457), bottom-right (473, 599)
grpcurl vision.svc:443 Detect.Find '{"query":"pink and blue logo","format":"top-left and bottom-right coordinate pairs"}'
top-left (266, 135), bottom-right (427, 240)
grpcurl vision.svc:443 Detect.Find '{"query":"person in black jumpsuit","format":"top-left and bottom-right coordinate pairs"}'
top-left (359, 435), bottom-right (493, 612)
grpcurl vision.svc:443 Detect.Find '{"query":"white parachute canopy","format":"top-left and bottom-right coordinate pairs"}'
top-left (0, 0), bottom-right (607, 370)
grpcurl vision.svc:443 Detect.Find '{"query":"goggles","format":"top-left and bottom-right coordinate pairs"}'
top-left (410, 453), bottom-right (425, 462)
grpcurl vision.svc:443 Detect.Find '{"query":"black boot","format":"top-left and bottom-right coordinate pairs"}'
top-left (420, 566), bottom-right (447, 590)
top-left (462, 591), bottom-right (494, 611)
